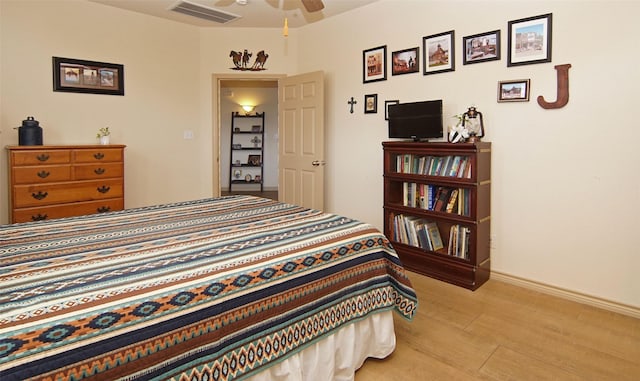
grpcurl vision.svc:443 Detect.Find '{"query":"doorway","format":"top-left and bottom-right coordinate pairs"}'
top-left (213, 74), bottom-right (284, 201)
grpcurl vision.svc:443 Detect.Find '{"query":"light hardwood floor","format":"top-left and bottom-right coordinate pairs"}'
top-left (356, 271), bottom-right (640, 381)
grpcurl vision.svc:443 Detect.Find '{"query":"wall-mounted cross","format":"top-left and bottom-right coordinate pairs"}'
top-left (347, 97), bottom-right (357, 113)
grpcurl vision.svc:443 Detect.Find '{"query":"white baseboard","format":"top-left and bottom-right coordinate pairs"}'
top-left (491, 271), bottom-right (640, 319)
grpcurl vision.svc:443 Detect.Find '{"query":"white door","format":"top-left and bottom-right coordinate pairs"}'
top-left (278, 71), bottom-right (325, 210)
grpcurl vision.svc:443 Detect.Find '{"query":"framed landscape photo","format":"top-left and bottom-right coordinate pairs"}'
top-left (363, 45), bottom-right (387, 83)
top-left (392, 47), bottom-right (419, 75)
top-left (498, 79), bottom-right (531, 102)
top-left (364, 94), bottom-right (378, 114)
top-left (463, 30), bottom-right (501, 65)
top-left (52, 57), bottom-right (124, 95)
top-left (385, 100), bottom-right (399, 120)
top-left (507, 13), bottom-right (552, 66)
top-left (423, 30), bottom-right (455, 75)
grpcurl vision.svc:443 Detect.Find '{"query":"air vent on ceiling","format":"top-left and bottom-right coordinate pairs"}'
top-left (170, 0), bottom-right (241, 24)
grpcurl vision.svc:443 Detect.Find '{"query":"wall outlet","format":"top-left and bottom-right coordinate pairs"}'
top-left (183, 130), bottom-right (194, 139)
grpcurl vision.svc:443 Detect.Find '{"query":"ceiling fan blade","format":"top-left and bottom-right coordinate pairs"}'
top-left (301, 0), bottom-right (324, 12)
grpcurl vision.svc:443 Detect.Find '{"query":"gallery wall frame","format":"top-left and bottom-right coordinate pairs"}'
top-left (463, 30), bottom-right (501, 65)
top-left (422, 31), bottom-right (455, 75)
top-left (385, 100), bottom-right (399, 120)
top-left (392, 47), bottom-right (419, 76)
top-left (52, 57), bottom-right (124, 95)
top-left (364, 94), bottom-right (378, 114)
top-left (363, 46), bottom-right (387, 83)
top-left (507, 13), bottom-right (552, 66)
top-left (498, 79), bottom-right (531, 102)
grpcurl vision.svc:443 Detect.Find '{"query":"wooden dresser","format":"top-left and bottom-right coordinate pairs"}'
top-left (6, 145), bottom-right (125, 223)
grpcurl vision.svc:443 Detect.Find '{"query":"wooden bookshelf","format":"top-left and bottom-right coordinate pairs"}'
top-left (382, 141), bottom-right (491, 290)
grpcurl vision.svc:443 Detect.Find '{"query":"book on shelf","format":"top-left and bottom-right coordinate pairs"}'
top-left (433, 187), bottom-right (450, 212)
top-left (445, 188), bottom-right (459, 213)
top-left (447, 224), bottom-right (470, 259)
top-left (425, 221), bottom-right (443, 251)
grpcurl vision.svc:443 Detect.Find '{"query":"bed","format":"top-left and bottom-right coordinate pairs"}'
top-left (0, 195), bottom-right (417, 380)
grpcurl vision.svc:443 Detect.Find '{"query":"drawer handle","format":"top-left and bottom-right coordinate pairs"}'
top-left (31, 191), bottom-right (48, 200)
top-left (97, 185), bottom-right (111, 194)
top-left (97, 206), bottom-right (111, 213)
top-left (36, 154), bottom-right (50, 162)
top-left (31, 214), bottom-right (48, 221)
top-left (94, 153), bottom-right (105, 160)
top-left (94, 168), bottom-right (106, 175)
top-left (37, 170), bottom-right (51, 178)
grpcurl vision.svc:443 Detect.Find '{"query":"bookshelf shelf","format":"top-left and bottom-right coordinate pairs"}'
top-left (383, 141), bottom-right (491, 290)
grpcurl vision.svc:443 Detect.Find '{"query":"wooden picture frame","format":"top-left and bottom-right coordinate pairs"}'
top-left (248, 154), bottom-right (261, 166)
top-left (392, 47), bottom-right (419, 75)
top-left (498, 79), bottom-right (531, 102)
top-left (507, 13), bottom-right (552, 66)
top-left (463, 30), bottom-right (501, 65)
top-left (423, 31), bottom-right (455, 75)
top-left (385, 100), bottom-right (399, 120)
top-left (364, 94), bottom-right (378, 114)
top-left (363, 45), bottom-right (387, 83)
top-left (52, 57), bottom-right (124, 95)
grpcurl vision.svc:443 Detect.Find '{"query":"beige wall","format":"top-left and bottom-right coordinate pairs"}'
top-left (1, 0), bottom-right (638, 308)
top-left (297, 0), bottom-right (640, 308)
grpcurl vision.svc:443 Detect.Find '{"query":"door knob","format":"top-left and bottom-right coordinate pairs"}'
top-left (312, 160), bottom-right (326, 167)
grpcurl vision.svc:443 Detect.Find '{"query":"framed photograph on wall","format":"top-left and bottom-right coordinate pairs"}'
top-left (463, 30), bottom-right (501, 65)
top-left (363, 45), bottom-right (387, 83)
top-left (52, 57), bottom-right (124, 95)
top-left (498, 79), bottom-right (531, 102)
top-left (364, 94), bottom-right (378, 114)
top-left (392, 47), bottom-right (419, 75)
top-left (422, 31), bottom-right (455, 75)
top-left (385, 100), bottom-right (399, 120)
top-left (507, 13), bottom-right (552, 66)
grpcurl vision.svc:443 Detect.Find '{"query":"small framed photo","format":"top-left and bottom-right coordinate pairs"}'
top-left (392, 47), bottom-right (419, 75)
top-left (251, 125), bottom-right (261, 132)
top-left (498, 79), bottom-right (531, 102)
top-left (463, 30), bottom-right (501, 65)
top-left (385, 100), bottom-right (399, 120)
top-left (52, 57), bottom-right (124, 96)
top-left (364, 94), bottom-right (378, 114)
top-left (423, 31), bottom-right (455, 75)
top-left (248, 154), bottom-right (261, 165)
top-left (507, 13), bottom-right (552, 66)
top-left (363, 45), bottom-right (387, 83)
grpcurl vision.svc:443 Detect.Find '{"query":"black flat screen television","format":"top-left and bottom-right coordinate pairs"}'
top-left (388, 99), bottom-right (443, 141)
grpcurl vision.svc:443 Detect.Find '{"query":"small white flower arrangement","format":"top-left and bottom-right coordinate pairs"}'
top-left (96, 127), bottom-right (110, 145)
top-left (96, 127), bottom-right (110, 138)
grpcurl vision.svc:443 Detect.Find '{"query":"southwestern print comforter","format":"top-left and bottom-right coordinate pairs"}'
top-left (0, 196), bottom-right (417, 380)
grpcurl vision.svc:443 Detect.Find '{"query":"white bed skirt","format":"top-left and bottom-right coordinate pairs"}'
top-left (245, 310), bottom-right (396, 381)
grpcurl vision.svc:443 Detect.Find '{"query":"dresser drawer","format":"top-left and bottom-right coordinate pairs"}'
top-left (12, 165), bottom-right (72, 184)
top-left (13, 179), bottom-right (124, 208)
top-left (11, 150), bottom-right (71, 165)
top-left (73, 148), bottom-right (123, 163)
top-left (73, 163), bottom-right (123, 180)
top-left (12, 198), bottom-right (124, 223)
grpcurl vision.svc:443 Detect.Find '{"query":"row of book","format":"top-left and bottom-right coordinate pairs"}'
top-left (448, 224), bottom-right (470, 259)
top-left (402, 183), bottom-right (471, 216)
top-left (395, 154), bottom-right (472, 178)
top-left (391, 214), bottom-right (444, 252)
top-left (391, 214), bottom-right (471, 259)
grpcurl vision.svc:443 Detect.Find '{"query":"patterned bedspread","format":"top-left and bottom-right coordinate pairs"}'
top-left (0, 196), bottom-right (417, 380)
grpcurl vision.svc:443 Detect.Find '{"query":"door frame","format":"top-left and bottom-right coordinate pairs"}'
top-left (211, 73), bottom-right (285, 197)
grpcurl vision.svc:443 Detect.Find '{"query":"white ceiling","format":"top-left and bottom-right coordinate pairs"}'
top-left (89, 0), bottom-right (378, 28)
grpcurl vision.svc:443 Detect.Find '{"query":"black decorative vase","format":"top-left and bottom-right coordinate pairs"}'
top-left (17, 116), bottom-right (43, 145)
